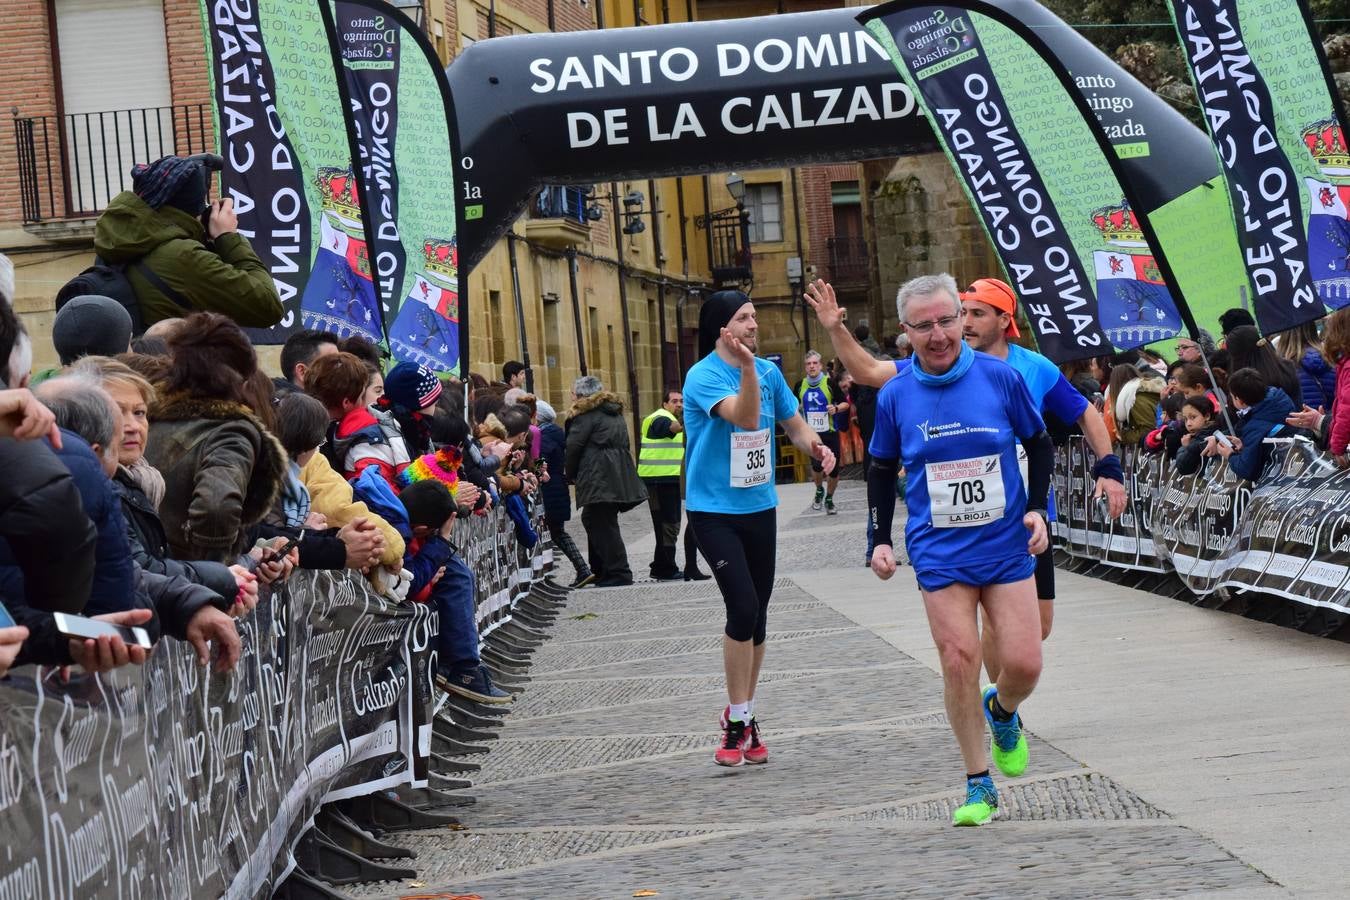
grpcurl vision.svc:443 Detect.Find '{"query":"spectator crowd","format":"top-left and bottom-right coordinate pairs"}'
top-left (0, 255), bottom-right (620, 704)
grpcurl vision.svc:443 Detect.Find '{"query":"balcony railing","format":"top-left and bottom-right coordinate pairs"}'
top-left (826, 235), bottom-right (870, 286)
top-left (13, 103), bottom-right (212, 223)
top-left (703, 206), bottom-right (752, 286)
top-left (531, 185), bottom-right (588, 223)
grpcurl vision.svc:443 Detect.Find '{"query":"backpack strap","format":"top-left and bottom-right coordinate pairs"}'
top-left (131, 260), bottom-right (193, 312)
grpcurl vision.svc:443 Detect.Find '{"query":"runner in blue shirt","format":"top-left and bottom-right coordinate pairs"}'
top-left (867, 273), bottom-right (1054, 827)
top-left (683, 290), bottom-right (836, 769)
top-left (805, 278), bottom-right (1127, 670)
top-left (956, 278), bottom-right (1125, 679)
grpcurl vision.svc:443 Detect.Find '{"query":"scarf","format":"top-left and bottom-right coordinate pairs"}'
top-left (124, 457), bottom-right (166, 510)
top-left (279, 460), bottom-right (311, 528)
top-left (911, 341), bottom-right (975, 388)
top-left (805, 373), bottom-right (825, 388)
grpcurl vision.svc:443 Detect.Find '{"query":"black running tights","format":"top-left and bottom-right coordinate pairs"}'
top-left (689, 508), bottom-right (777, 645)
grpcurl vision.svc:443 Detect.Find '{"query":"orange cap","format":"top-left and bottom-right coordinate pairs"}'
top-left (960, 278), bottom-right (1020, 337)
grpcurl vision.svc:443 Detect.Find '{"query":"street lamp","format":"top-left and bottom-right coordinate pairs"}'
top-left (390, 0), bottom-right (426, 27)
top-left (725, 171), bottom-right (745, 206)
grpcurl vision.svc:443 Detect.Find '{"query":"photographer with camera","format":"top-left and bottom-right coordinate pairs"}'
top-left (87, 154), bottom-right (283, 330)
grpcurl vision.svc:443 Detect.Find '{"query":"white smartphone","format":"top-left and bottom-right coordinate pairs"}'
top-left (1214, 431), bottom-right (1233, 449)
top-left (52, 612), bottom-right (153, 650)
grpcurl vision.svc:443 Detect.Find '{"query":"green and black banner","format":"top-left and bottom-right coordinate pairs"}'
top-left (860, 1), bottom-right (1202, 361)
top-left (859, 0), bottom-right (1259, 358)
top-left (1165, 0), bottom-right (1350, 330)
top-left (200, 0), bottom-right (465, 375)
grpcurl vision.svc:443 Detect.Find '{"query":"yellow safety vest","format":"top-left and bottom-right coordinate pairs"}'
top-left (637, 407), bottom-right (684, 478)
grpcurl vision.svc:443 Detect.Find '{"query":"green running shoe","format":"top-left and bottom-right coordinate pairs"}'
top-left (982, 685), bottom-right (1029, 777)
top-left (952, 775), bottom-right (998, 826)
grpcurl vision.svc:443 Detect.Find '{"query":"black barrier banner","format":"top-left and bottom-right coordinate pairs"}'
top-left (201, 0), bottom-right (317, 344)
top-left (1054, 440), bottom-right (1167, 572)
top-left (0, 571), bottom-right (412, 899)
top-left (1166, 0), bottom-right (1333, 332)
top-left (1054, 435), bottom-right (1350, 615)
top-left (859, 2), bottom-right (1196, 361)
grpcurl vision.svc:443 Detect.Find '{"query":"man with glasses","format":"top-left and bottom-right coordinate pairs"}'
top-left (806, 277), bottom-right (1126, 675)
top-left (865, 273), bottom-right (1055, 825)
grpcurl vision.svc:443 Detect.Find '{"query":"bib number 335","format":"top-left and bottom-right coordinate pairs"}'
top-left (730, 428), bottom-right (772, 488)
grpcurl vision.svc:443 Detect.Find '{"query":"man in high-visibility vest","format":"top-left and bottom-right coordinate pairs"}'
top-left (638, 389), bottom-right (708, 581)
top-left (797, 350), bottom-right (849, 515)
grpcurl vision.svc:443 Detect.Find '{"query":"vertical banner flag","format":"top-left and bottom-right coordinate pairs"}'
top-left (859, 2), bottom-right (1191, 362)
top-left (322, 0), bottom-right (466, 374)
top-left (201, 0), bottom-right (465, 373)
top-left (1166, 0), bottom-right (1350, 327)
top-left (200, 0), bottom-right (375, 344)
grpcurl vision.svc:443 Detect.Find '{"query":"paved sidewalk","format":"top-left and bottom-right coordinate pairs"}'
top-left (348, 481), bottom-right (1345, 898)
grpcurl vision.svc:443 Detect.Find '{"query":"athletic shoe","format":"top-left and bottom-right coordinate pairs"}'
top-left (743, 718), bottom-right (768, 764)
top-left (570, 571), bottom-right (597, 588)
top-left (715, 719), bottom-right (748, 767)
top-left (825, 496), bottom-right (837, 516)
top-left (438, 667), bottom-right (513, 705)
top-left (952, 775), bottom-right (998, 826)
top-left (651, 569), bottom-right (684, 581)
top-left (684, 568), bottom-right (712, 581)
top-left (812, 487), bottom-right (824, 510)
top-left (982, 685), bottom-right (1029, 777)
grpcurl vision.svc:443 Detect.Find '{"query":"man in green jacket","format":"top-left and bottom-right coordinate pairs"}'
top-left (93, 155), bottom-right (283, 329)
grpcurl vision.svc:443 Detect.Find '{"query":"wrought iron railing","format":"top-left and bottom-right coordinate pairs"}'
top-left (532, 185), bottom-right (589, 223)
top-left (826, 235), bottom-right (870, 285)
top-left (12, 103), bottom-right (212, 223)
top-left (701, 206), bottom-right (752, 286)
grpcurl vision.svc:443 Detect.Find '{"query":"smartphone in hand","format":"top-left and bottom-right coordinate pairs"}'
top-left (53, 612), bottom-right (153, 650)
top-left (0, 599), bottom-right (15, 629)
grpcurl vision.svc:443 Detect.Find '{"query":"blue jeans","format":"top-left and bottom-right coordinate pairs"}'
top-left (433, 553), bottom-right (480, 672)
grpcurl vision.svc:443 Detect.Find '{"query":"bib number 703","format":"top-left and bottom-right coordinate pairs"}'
top-left (947, 479), bottom-right (986, 506)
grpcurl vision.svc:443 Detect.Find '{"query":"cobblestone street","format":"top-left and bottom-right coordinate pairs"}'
top-left (346, 481), bottom-right (1344, 898)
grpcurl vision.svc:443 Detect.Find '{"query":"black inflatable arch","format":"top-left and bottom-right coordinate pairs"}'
top-left (446, 3), bottom-right (1220, 274)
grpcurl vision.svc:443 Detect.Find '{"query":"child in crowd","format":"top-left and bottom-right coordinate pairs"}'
top-left (1174, 395), bottom-right (1221, 476)
top-left (1144, 393), bottom-right (1186, 460)
top-left (399, 479), bottom-right (508, 704)
top-left (378, 362), bottom-right (444, 458)
top-left (1208, 367), bottom-right (1299, 481)
top-left (305, 351), bottom-right (412, 490)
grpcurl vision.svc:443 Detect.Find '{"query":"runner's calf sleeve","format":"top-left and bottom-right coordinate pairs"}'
top-left (868, 456), bottom-right (901, 547)
top-left (1020, 431), bottom-right (1053, 512)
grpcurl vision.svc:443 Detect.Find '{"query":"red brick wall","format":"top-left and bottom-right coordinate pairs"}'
top-left (0, 1), bottom-right (59, 227)
top-left (800, 163), bottom-right (861, 276)
top-left (165, 0), bottom-right (213, 118)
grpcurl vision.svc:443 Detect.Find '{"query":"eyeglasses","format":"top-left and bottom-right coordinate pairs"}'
top-left (904, 315), bottom-right (960, 335)
top-left (1176, 343), bottom-right (1199, 352)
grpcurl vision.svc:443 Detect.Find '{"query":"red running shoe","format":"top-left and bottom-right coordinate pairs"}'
top-left (714, 719), bottom-right (748, 767)
top-left (743, 718), bottom-right (768, 765)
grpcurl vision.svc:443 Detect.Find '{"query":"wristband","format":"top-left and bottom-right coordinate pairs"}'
top-left (1091, 454), bottom-right (1123, 483)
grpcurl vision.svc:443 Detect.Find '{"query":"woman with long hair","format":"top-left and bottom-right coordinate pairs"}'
top-left (1276, 320), bottom-right (1336, 412)
top-left (1105, 362), bottom-right (1165, 445)
top-left (143, 312), bottom-right (289, 563)
top-left (1225, 325), bottom-right (1302, 408)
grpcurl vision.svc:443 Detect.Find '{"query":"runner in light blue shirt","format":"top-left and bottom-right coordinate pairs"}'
top-left (683, 290), bottom-right (835, 769)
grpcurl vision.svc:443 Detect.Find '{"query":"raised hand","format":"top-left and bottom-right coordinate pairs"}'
top-left (721, 327), bottom-right (756, 368)
top-left (804, 279), bottom-right (845, 330)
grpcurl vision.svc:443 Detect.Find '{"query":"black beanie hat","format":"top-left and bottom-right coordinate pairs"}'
top-left (698, 290), bottom-right (752, 359)
top-left (400, 480), bottom-right (456, 529)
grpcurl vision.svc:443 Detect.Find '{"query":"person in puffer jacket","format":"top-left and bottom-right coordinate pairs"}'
top-left (1206, 368), bottom-right (1302, 482)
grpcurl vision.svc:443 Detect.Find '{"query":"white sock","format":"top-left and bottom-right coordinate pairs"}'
top-left (747, 699), bottom-right (756, 720)
top-left (729, 702), bottom-right (750, 723)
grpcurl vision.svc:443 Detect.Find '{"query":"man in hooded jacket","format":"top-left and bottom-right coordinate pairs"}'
top-left (92, 155), bottom-right (283, 328)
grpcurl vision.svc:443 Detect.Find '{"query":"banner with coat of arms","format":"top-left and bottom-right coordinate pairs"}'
top-left (858, 1), bottom-right (1194, 362)
top-left (1165, 0), bottom-right (1350, 330)
top-left (201, 0), bottom-right (465, 373)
